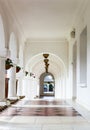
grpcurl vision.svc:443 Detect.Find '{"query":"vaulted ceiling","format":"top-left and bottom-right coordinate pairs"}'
top-left (1, 0), bottom-right (85, 77)
top-left (5, 0), bottom-right (83, 41)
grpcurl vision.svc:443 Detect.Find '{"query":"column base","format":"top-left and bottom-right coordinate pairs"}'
top-left (7, 96), bottom-right (18, 100)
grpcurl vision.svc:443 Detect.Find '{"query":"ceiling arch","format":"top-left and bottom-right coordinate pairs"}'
top-left (26, 52), bottom-right (66, 78)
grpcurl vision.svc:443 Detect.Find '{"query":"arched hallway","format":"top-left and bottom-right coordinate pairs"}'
top-left (0, 0), bottom-right (90, 129)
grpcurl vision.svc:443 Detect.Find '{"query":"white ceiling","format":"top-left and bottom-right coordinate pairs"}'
top-left (7, 0), bottom-right (83, 41)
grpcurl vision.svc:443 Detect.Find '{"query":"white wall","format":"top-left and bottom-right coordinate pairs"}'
top-left (69, 1), bottom-right (90, 110)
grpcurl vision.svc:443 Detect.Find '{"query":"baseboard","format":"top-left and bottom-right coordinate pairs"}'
top-left (76, 98), bottom-right (90, 111)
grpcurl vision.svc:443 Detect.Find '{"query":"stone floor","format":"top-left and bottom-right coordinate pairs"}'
top-left (0, 97), bottom-right (90, 130)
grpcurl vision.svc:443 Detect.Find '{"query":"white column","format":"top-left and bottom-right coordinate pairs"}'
top-left (16, 69), bottom-right (24, 96)
top-left (8, 64), bottom-right (16, 98)
top-left (0, 57), bottom-right (5, 101)
top-left (17, 78), bottom-right (22, 96)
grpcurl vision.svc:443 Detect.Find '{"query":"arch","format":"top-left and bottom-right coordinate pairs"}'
top-left (26, 52), bottom-right (66, 72)
top-left (0, 15), bottom-right (5, 56)
top-left (9, 32), bottom-right (17, 62)
top-left (25, 52), bottom-right (67, 99)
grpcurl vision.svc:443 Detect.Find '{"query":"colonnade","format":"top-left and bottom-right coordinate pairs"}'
top-left (0, 54), bottom-right (23, 101)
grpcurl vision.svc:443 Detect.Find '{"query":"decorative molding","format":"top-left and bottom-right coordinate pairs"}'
top-left (26, 38), bottom-right (67, 43)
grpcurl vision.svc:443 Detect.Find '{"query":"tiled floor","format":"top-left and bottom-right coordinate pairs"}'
top-left (0, 97), bottom-right (90, 130)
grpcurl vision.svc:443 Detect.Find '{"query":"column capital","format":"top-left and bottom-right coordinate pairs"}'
top-left (0, 56), bottom-right (6, 60)
top-left (12, 58), bottom-right (20, 65)
top-left (0, 48), bottom-right (11, 58)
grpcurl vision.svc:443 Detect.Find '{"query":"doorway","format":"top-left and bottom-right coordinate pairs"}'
top-left (43, 74), bottom-right (55, 96)
top-left (40, 72), bottom-right (55, 97)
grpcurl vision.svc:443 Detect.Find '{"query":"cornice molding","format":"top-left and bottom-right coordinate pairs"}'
top-left (72, 0), bottom-right (89, 26)
top-left (26, 37), bottom-right (67, 43)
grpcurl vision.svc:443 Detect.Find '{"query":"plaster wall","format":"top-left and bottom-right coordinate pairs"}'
top-left (69, 1), bottom-right (90, 109)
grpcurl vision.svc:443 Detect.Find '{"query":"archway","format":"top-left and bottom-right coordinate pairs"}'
top-left (24, 52), bottom-right (67, 99)
top-left (40, 72), bottom-right (55, 98)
